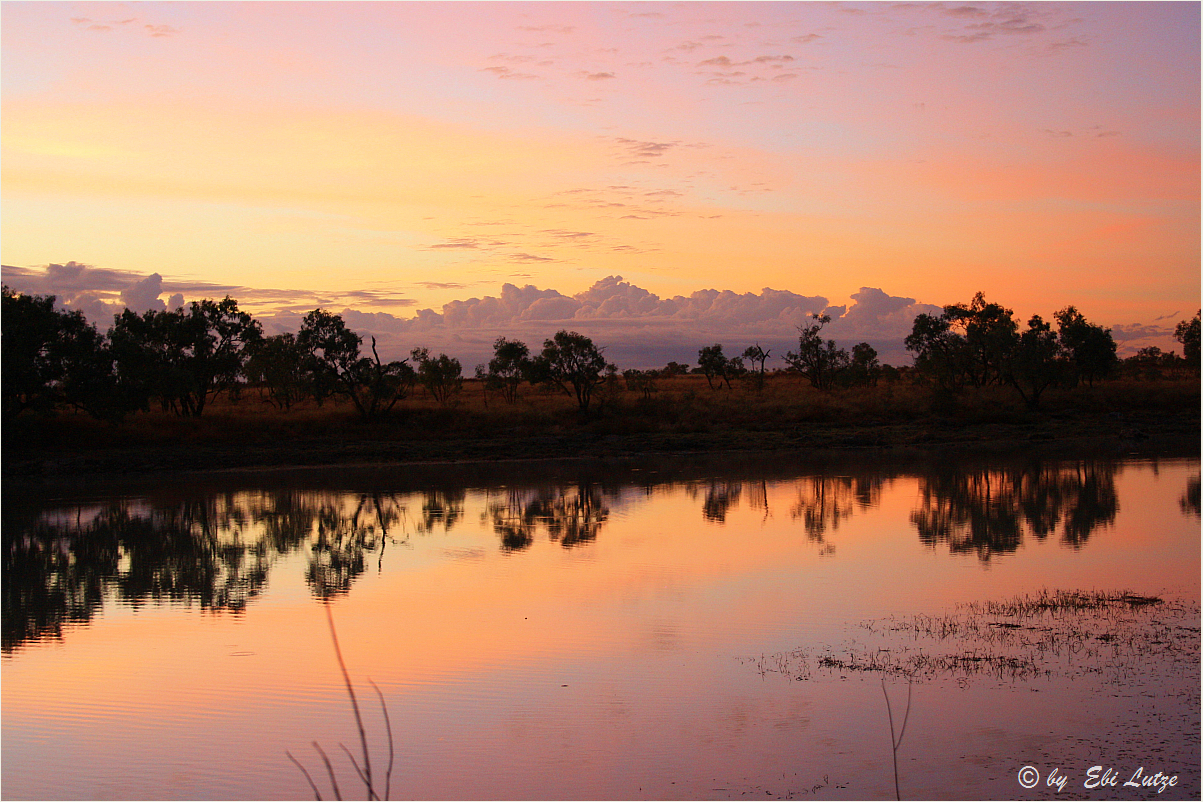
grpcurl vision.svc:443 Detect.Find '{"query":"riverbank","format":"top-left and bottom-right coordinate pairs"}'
top-left (4, 377), bottom-right (1198, 489)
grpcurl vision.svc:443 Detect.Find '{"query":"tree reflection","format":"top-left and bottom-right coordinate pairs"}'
top-left (912, 460), bottom-right (1119, 560)
top-left (308, 493), bottom-right (407, 599)
top-left (701, 480), bottom-right (742, 523)
top-left (3, 499), bottom-right (283, 652)
top-left (789, 475), bottom-right (883, 542)
top-left (2, 490), bottom-right (417, 652)
top-left (416, 490), bottom-right (466, 534)
top-left (1181, 474), bottom-right (1200, 517)
top-left (484, 484), bottom-right (609, 551)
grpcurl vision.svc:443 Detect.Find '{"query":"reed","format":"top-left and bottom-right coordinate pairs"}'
top-left (881, 677), bottom-right (912, 801)
top-left (287, 605), bottom-right (396, 801)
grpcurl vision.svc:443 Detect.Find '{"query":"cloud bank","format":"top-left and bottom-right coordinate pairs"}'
top-left (2, 263), bottom-right (1181, 370)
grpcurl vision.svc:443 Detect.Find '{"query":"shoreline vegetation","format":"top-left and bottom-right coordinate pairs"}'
top-left (4, 286), bottom-right (1198, 485)
top-left (4, 373), bottom-right (1198, 487)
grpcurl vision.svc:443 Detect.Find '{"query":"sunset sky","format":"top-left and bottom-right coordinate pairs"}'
top-left (2, 1), bottom-right (1199, 366)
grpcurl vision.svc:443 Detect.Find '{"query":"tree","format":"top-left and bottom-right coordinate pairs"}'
top-left (904, 312), bottom-right (971, 390)
top-left (530, 330), bottom-right (607, 412)
top-left (698, 344), bottom-right (736, 390)
top-left (1124, 346), bottom-right (1176, 381)
top-left (742, 344), bottom-right (771, 391)
top-left (1175, 310), bottom-right (1200, 370)
top-left (944, 292), bottom-right (1017, 387)
top-left (1054, 306), bottom-right (1117, 386)
top-left (905, 293), bottom-right (1017, 391)
top-left (784, 314), bottom-right (850, 390)
top-left (109, 296), bottom-right (262, 417)
top-left (297, 309), bottom-right (414, 421)
top-left (1007, 315), bottom-right (1066, 409)
top-left (623, 369), bottom-right (657, 400)
top-left (845, 342), bottom-right (882, 387)
top-left (2, 287), bottom-right (123, 420)
top-left (245, 333), bottom-right (307, 410)
top-left (485, 337), bottom-right (532, 403)
top-left (661, 361), bottom-right (691, 377)
top-left (411, 347), bottom-right (464, 406)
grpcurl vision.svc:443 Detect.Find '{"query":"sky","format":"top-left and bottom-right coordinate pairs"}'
top-left (2, 1), bottom-right (1199, 368)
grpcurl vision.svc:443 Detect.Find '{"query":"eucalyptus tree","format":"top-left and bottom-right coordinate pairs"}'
top-left (784, 314), bottom-right (850, 390)
top-left (1175, 310), bottom-right (1200, 370)
top-left (109, 296), bottom-right (262, 417)
top-left (697, 344), bottom-right (736, 390)
top-left (297, 309), bottom-right (414, 421)
top-left (906, 293), bottom-right (1017, 391)
top-left (2, 286), bottom-right (121, 420)
top-left (411, 347), bottom-right (464, 406)
top-left (531, 330), bottom-right (607, 412)
top-left (1053, 306), bottom-right (1117, 386)
top-left (486, 337), bottom-right (533, 403)
top-left (741, 344), bottom-right (771, 391)
top-left (1007, 315), bottom-right (1066, 410)
top-left (245, 333), bottom-right (307, 410)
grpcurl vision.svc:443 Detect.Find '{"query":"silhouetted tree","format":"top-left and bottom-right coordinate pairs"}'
top-left (623, 368), bottom-right (657, 400)
top-left (109, 296), bottom-right (262, 417)
top-left (1054, 306), bottom-right (1117, 386)
top-left (906, 293), bottom-right (1017, 391)
top-left (904, 311), bottom-right (972, 391)
top-left (945, 292), bottom-right (1017, 387)
top-left (661, 361), bottom-right (691, 377)
top-left (297, 309), bottom-right (414, 421)
top-left (844, 342), bottom-right (882, 387)
top-left (245, 333), bottom-right (307, 410)
top-left (411, 347), bottom-right (464, 406)
top-left (698, 344), bottom-right (738, 389)
top-left (1123, 346), bottom-right (1179, 381)
top-left (1007, 314), bottom-right (1065, 409)
top-left (1175, 310), bottom-right (1200, 370)
top-left (742, 344), bottom-right (771, 391)
top-left (785, 314), bottom-right (850, 390)
top-left (485, 337), bottom-right (532, 403)
top-left (1, 287), bottom-right (125, 420)
top-left (530, 330), bottom-right (607, 412)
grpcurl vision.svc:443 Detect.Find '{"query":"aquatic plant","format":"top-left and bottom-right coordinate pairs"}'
top-left (287, 605), bottom-right (395, 800)
top-left (881, 677), bottom-right (911, 801)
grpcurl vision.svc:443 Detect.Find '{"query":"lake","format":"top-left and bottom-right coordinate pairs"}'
top-left (3, 449), bottom-right (1199, 800)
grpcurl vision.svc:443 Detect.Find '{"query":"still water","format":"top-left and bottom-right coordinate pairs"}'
top-left (3, 451), bottom-right (1199, 800)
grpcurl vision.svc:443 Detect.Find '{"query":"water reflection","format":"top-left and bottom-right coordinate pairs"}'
top-left (912, 460), bottom-right (1119, 560)
top-left (1181, 474), bottom-right (1201, 517)
top-left (700, 480), bottom-right (741, 523)
top-left (790, 474), bottom-right (885, 542)
top-left (484, 483), bottom-right (611, 551)
top-left (4, 454), bottom-right (1189, 653)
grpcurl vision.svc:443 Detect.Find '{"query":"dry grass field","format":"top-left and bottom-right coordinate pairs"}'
top-left (4, 373), bottom-right (1198, 479)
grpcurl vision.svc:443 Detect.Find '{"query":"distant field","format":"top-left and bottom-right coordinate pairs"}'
top-left (4, 373), bottom-right (1198, 481)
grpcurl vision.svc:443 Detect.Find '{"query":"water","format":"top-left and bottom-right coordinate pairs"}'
top-left (3, 451), bottom-right (1199, 800)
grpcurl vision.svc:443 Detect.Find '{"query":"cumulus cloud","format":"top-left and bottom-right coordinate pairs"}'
top-left (121, 273), bottom-right (167, 313)
top-left (0, 262), bottom-right (418, 327)
top-left (8, 263), bottom-right (1174, 367)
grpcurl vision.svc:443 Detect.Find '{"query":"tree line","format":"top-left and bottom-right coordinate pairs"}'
top-left (3, 285), bottom-right (1199, 423)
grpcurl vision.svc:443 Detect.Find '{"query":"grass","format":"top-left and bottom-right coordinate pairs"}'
top-left (5, 375), bottom-right (1198, 478)
top-left (747, 589), bottom-right (1200, 687)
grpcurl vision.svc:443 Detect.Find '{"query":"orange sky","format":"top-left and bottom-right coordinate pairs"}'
top-left (1, 2), bottom-right (1198, 363)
